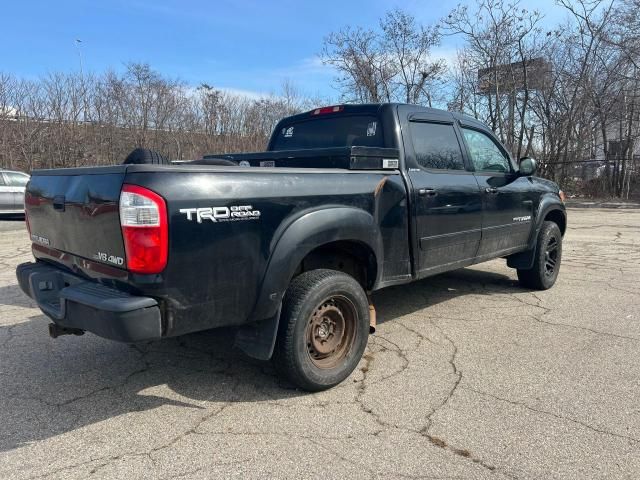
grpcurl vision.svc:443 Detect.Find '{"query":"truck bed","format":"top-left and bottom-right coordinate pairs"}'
top-left (197, 146), bottom-right (400, 170)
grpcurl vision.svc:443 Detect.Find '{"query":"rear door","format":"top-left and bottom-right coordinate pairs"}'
top-left (459, 125), bottom-right (533, 257)
top-left (401, 108), bottom-right (483, 276)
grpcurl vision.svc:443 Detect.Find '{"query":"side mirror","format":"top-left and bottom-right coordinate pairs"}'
top-left (519, 157), bottom-right (537, 176)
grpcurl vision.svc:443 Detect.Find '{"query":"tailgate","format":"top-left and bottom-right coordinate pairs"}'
top-left (25, 166), bottom-right (127, 269)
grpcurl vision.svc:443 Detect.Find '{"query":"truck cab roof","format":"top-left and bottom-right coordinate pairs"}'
top-left (269, 103), bottom-right (489, 151)
top-left (283, 102), bottom-right (484, 125)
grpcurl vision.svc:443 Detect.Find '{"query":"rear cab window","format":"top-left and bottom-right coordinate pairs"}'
top-left (271, 115), bottom-right (383, 150)
top-left (409, 122), bottom-right (465, 171)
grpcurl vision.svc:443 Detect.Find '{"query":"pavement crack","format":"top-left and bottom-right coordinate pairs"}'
top-left (415, 323), bottom-right (514, 478)
top-left (53, 356), bottom-right (153, 407)
top-left (422, 433), bottom-right (505, 476)
top-left (463, 386), bottom-right (640, 445)
top-left (422, 322), bottom-right (462, 432)
top-left (305, 437), bottom-right (459, 480)
top-left (525, 314), bottom-right (640, 343)
top-left (395, 320), bottom-right (438, 347)
top-left (354, 352), bottom-right (392, 429)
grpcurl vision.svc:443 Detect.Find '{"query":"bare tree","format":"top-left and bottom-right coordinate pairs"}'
top-left (321, 27), bottom-right (393, 102)
top-left (381, 9), bottom-right (446, 106)
top-left (321, 9), bottom-right (445, 105)
top-left (0, 63), bottom-right (314, 172)
top-left (1, 1), bottom-right (639, 199)
top-left (443, 0), bottom-right (548, 157)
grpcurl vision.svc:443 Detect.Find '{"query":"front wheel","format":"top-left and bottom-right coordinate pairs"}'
top-left (517, 221), bottom-right (563, 290)
top-left (273, 269), bottom-right (370, 391)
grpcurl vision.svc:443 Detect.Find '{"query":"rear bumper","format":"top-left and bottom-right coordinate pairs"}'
top-left (16, 261), bottom-right (162, 343)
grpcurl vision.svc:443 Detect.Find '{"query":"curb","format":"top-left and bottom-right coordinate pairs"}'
top-left (565, 200), bottom-right (640, 209)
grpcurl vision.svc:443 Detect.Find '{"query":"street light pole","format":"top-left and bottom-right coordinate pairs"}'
top-left (75, 38), bottom-right (87, 146)
top-left (75, 38), bottom-right (84, 78)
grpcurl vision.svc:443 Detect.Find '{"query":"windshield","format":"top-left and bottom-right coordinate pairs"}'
top-left (271, 115), bottom-right (383, 150)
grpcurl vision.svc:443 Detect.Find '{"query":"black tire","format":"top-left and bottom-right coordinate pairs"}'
top-left (123, 148), bottom-right (170, 165)
top-left (517, 221), bottom-right (562, 290)
top-left (273, 269), bottom-right (370, 391)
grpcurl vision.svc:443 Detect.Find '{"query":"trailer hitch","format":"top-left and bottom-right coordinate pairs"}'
top-left (48, 323), bottom-right (85, 339)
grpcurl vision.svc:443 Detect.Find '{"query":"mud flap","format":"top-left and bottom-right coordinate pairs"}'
top-left (506, 248), bottom-right (536, 270)
top-left (233, 306), bottom-right (281, 361)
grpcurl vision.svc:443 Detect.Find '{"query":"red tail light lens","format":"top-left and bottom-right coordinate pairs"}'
top-left (24, 192), bottom-right (32, 235)
top-left (119, 184), bottom-right (168, 274)
top-left (311, 105), bottom-right (344, 115)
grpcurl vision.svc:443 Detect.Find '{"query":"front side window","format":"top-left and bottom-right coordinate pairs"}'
top-left (5, 172), bottom-right (29, 186)
top-left (409, 122), bottom-right (465, 170)
top-left (461, 128), bottom-right (511, 173)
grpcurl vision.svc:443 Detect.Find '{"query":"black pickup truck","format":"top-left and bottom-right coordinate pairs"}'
top-left (17, 103), bottom-right (566, 391)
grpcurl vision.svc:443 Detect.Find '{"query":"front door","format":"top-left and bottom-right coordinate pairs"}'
top-left (404, 116), bottom-right (483, 276)
top-left (459, 126), bottom-right (533, 258)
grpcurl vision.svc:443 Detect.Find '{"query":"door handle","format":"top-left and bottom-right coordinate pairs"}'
top-left (485, 187), bottom-right (498, 194)
top-left (418, 188), bottom-right (438, 197)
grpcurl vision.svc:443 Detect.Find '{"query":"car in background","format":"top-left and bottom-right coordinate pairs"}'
top-left (0, 170), bottom-right (30, 214)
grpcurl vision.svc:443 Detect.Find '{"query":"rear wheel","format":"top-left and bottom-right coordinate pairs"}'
top-left (273, 269), bottom-right (369, 391)
top-left (517, 221), bottom-right (562, 290)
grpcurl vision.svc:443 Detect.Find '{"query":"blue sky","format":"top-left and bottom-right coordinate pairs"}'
top-left (2, 0), bottom-right (570, 100)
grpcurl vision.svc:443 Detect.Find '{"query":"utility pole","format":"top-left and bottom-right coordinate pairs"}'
top-left (75, 39), bottom-right (84, 78)
top-left (75, 38), bottom-right (87, 163)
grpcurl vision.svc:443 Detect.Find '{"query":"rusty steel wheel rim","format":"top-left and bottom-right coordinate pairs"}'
top-left (306, 295), bottom-right (358, 369)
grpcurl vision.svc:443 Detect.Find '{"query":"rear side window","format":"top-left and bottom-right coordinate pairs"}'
top-left (0, 174), bottom-right (5, 186)
top-left (5, 172), bottom-right (29, 186)
top-left (271, 115), bottom-right (383, 150)
top-left (409, 122), bottom-right (465, 170)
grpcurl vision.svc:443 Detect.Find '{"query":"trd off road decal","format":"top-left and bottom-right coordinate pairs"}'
top-left (513, 215), bottom-right (532, 222)
top-left (180, 205), bottom-right (261, 223)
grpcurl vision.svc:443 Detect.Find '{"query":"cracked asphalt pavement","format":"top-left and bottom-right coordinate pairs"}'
top-left (1, 207), bottom-right (639, 479)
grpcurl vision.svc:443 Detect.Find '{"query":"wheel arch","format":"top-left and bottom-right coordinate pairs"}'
top-left (508, 195), bottom-right (566, 270)
top-left (292, 240), bottom-right (378, 290)
top-left (251, 207), bottom-right (382, 322)
top-left (532, 195), bottom-right (566, 247)
top-left (543, 208), bottom-right (566, 236)
top-left (235, 207), bottom-right (381, 361)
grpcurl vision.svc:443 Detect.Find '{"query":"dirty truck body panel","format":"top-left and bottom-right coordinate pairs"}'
top-left (18, 103), bottom-right (565, 349)
top-left (22, 163), bottom-right (410, 339)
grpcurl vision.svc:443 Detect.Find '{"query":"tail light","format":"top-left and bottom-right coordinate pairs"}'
top-left (311, 105), bottom-right (344, 115)
top-left (24, 192), bottom-right (32, 235)
top-left (119, 184), bottom-right (168, 274)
